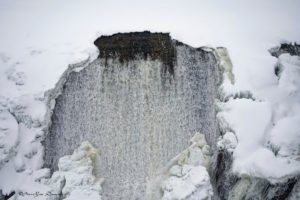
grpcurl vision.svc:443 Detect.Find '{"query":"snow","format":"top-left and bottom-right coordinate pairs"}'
top-left (0, 94), bottom-right (45, 195)
top-left (217, 53), bottom-right (300, 182)
top-left (0, 110), bottom-right (18, 165)
top-left (217, 132), bottom-right (237, 153)
top-left (162, 165), bottom-right (212, 200)
top-left (161, 133), bottom-right (213, 200)
top-left (0, 0), bottom-right (300, 197)
top-left (147, 133), bottom-right (213, 200)
top-left (7, 141), bottom-right (103, 200)
top-left (40, 141), bottom-right (103, 200)
top-left (268, 54), bottom-right (300, 161)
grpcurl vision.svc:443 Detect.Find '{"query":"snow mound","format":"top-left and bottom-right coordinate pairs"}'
top-left (217, 48), bottom-right (300, 182)
top-left (40, 141), bottom-right (103, 200)
top-left (161, 133), bottom-right (213, 200)
top-left (146, 133), bottom-right (213, 200)
top-left (162, 165), bottom-right (212, 200)
top-left (217, 132), bottom-right (237, 153)
top-left (4, 141), bottom-right (103, 200)
top-left (268, 53), bottom-right (300, 162)
top-left (0, 94), bottom-right (45, 196)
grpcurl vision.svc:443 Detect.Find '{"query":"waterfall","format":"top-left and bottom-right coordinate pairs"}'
top-left (43, 32), bottom-right (222, 200)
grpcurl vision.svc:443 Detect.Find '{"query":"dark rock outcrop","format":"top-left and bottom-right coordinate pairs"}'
top-left (211, 150), bottom-right (239, 200)
top-left (269, 42), bottom-right (300, 58)
top-left (0, 191), bottom-right (15, 200)
top-left (94, 31), bottom-right (176, 73)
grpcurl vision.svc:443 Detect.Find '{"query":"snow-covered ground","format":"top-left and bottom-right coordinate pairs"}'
top-left (0, 0), bottom-right (300, 199)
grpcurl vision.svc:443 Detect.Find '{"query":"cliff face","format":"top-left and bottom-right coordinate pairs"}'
top-left (94, 31), bottom-right (176, 74)
top-left (43, 32), bottom-right (222, 200)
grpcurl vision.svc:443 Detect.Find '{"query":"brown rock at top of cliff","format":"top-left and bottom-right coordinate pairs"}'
top-left (94, 31), bottom-right (176, 73)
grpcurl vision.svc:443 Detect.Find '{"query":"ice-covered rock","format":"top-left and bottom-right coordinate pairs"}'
top-left (217, 132), bottom-right (237, 153)
top-left (162, 165), bottom-right (212, 200)
top-left (269, 42), bottom-right (300, 58)
top-left (147, 132), bottom-right (213, 200)
top-left (41, 141), bottom-right (103, 200)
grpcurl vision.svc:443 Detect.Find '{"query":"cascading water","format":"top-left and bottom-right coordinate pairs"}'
top-left (43, 32), bottom-right (222, 200)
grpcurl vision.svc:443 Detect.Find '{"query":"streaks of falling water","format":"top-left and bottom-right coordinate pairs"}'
top-left (43, 44), bottom-right (222, 200)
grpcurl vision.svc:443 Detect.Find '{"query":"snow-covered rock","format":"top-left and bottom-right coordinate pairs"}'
top-left (162, 165), bottom-right (212, 200)
top-left (217, 132), bottom-right (237, 153)
top-left (213, 44), bottom-right (300, 199)
top-left (147, 133), bottom-right (213, 200)
top-left (216, 48), bottom-right (300, 182)
top-left (4, 141), bottom-right (103, 200)
top-left (40, 141), bottom-right (103, 200)
top-left (0, 109), bottom-right (18, 168)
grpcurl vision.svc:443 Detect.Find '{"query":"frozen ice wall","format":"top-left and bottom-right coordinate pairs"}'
top-left (43, 32), bottom-right (222, 200)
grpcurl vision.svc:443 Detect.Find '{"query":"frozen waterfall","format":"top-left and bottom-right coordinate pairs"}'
top-left (43, 32), bottom-right (222, 200)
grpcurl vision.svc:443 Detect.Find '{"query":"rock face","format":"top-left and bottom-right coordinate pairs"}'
top-left (269, 42), bottom-right (300, 58)
top-left (94, 31), bottom-right (176, 74)
top-left (43, 32), bottom-right (222, 200)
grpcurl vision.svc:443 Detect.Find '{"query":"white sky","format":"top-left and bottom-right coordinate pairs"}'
top-left (1, 0), bottom-right (299, 48)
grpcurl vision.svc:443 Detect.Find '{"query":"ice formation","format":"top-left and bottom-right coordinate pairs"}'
top-left (146, 132), bottom-right (213, 200)
top-left (5, 141), bottom-right (103, 200)
top-left (40, 141), bottom-right (103, 200)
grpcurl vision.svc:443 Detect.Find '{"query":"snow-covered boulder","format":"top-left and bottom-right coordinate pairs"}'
top-left (146, 133), bottom-right (213, 200)
top-left (162, 165), bottom-right (211, 200)
top-left (217, 132), bottom-right (238, 153)
top-left (40, 141), bottom-right (103, 200)
top-left (160, 133), bottom-right (213, 200)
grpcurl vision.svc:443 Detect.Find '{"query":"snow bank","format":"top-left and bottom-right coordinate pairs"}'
top-left (217, 132), bottom-right (237, 153)
top-left (217, 49), bottom-right (300, 182)
top-left (40, 141), bottom-right (103, 200)
top-left (162, 165), bottom-right (211, 200)
top-left (161, 133), bottom-right (213, 200)
top-left (0, 94), bottom-right (45, 195)
top-left (8, 141), bottom-right (103, 200)
top-left (0, 138), bottom-right (102, 200)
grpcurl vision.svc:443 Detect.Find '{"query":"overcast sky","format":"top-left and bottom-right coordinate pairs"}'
top-left (1, 0), bottom-right (299, 49)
